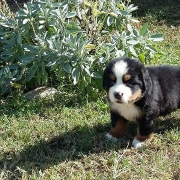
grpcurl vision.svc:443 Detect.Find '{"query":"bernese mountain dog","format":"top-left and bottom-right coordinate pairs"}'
top-left (103, 57), bottom-right (180, 148)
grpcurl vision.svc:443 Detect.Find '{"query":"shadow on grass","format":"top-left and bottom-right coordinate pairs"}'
top-left (131, 0), bottom-right (180, 25)
top-left (0, 122), bottom-right (132, 178)
top-left (0, 115), bottom-right (179, 178)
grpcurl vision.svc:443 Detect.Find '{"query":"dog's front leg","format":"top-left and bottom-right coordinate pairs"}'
top-left (132, 115), bottom-right (155, 148)
top-left (106, 111), bottom-right (128, 142)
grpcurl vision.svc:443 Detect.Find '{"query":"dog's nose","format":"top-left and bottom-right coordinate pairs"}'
top-left (114, 92), bottom-right (123, 100)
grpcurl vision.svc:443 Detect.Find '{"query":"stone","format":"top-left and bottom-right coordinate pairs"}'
top-left (24, 86), bottom-right (58, 100)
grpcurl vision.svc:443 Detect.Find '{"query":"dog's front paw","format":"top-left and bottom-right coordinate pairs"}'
top-left (106, 132), bottom-right (119, 142)
top-left (132, 137), bottom-right (144, 148)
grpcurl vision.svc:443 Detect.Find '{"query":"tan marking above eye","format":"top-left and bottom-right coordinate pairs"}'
top-left (123, 74), bottom-right (131, 82)
top-left (109, 74), bottom-right (116, 81)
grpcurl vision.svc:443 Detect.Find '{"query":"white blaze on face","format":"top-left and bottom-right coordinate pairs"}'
top-left (109, 60), bottom-right (132, 104)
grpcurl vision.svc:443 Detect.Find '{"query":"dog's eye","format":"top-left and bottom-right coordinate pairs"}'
top-left (123, 74), bottom-right (131, 82)
top-left (109, 74), bottom-right (116, 82)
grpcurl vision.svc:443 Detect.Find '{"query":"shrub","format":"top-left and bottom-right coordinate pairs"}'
top-left (0, 0), bottom-right (163, 95)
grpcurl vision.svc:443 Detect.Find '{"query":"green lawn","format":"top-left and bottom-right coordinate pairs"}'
top-left (0, 1), bottom-right (180, 179)
top-left (0, 90), bottom-right (180, 179)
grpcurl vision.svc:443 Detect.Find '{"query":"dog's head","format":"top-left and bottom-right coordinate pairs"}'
top-left (103, 57), bottom-right (149, 104)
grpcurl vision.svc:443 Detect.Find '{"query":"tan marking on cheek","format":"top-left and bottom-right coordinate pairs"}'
top-left (129, 89), bottom-right (142, 103)
top-left (109, 74), bottom-right (116, 81)
top-left (109, 118), bottom-right (127, 138)
top-left (123, 74), bottom-right (131, 82)
top-left (136, 126), bottom-right (153, 142)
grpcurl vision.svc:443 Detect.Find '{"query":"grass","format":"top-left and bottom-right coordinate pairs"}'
top-left (131, 0), bottom-right (180, 66)
top-left (145, 20), bottom-right (180, 65)
top-left (0, 91), bottom-right (180, 179)
top-left (0, 0), bottom-right (180, 179)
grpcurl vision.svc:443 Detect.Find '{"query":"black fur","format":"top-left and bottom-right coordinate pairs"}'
top-left (103, 57), bottom-right (180, 136)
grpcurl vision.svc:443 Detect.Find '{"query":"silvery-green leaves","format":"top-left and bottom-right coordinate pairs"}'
top-left (0, 0), bottom-right (163, 94)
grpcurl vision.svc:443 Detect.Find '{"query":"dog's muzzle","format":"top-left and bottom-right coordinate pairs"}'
top-left (114, 92), bottom-right (123, 103)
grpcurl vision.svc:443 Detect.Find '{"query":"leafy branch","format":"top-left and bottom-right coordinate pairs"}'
top-left (0, 0), bottom-right (164, 95)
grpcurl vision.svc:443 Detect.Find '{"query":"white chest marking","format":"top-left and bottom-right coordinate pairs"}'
top-left (110, 103), bottom-right (142, 121)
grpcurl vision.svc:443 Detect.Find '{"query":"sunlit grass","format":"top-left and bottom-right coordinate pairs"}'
top-left (0, 91), bottom-right (180, 179)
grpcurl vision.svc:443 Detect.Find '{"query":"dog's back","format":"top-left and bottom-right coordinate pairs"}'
top-left (147, 65), bottom-right (180, 114)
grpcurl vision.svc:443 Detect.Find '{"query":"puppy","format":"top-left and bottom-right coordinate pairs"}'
top-left (103, 57), bottom-right (180, 148)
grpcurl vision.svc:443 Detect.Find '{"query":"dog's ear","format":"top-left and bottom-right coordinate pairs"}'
top-left (141, 68), bottom-right (152, 93)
